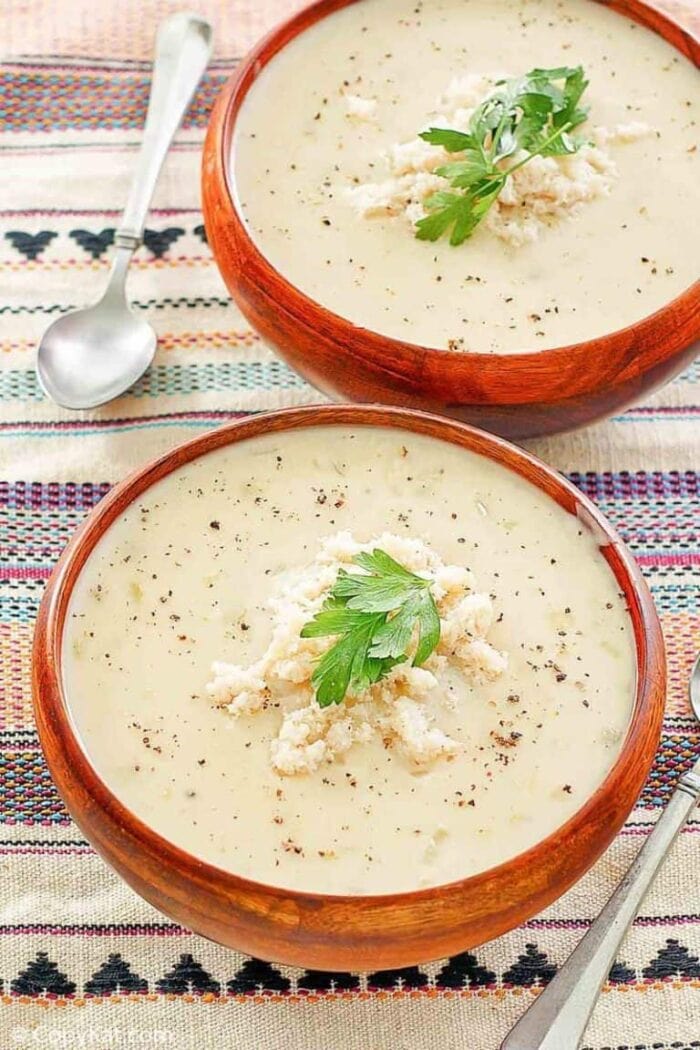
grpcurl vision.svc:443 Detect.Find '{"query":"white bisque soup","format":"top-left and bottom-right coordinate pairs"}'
top-left (63, 426), bottom-right (636, 895)
top-left (231, 0), bottom-right (698, 353)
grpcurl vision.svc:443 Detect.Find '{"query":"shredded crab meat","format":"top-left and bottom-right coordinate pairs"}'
top-left (346, 73), bottom-right (652, 247)
top-left (206, 532), bottom-right (507, 775)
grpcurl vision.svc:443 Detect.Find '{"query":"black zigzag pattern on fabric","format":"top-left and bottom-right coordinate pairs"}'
top-left (11, 952), bottom-right (76, 996)
top-left (84, 953), bottom-right (148, 995)
top-left (155, 953), bottom-right (220, 995)
top-left (142, 226), bottom-right (185, 258)
top-left (227, 958), bottom-right (291, 994)
top-left (69, 228), bottom-right (116, 259)
top-left (502, 944), bottom-right (557, 987)
top-left (5, 940), bottom-right (700, 998)
top-left (5, 230), bottom-right (57, 260)
top-left (642, 939), bottom-right (700, 980)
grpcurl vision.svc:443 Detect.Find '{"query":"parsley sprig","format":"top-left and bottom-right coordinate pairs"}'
top-left (415, 66), bottom-right (590, 246)
top-left (300, 549), bottom-right (441, 708)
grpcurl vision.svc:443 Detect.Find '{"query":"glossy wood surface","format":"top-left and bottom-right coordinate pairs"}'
top-left (33, 406), bottom-right (665, 970)
top-left (201, 0), bottom-right (699, 440)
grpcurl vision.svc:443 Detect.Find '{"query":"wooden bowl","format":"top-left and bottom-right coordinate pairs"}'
top-left (33, 405), bottom-right (664, 970)
top-left (201, 0), bottom-right (699, 441)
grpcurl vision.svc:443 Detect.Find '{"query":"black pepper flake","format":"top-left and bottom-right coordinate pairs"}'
top-left (282, 838), bottom-right (303, 855)
top-left (209, 521), bottom-right (220, 531)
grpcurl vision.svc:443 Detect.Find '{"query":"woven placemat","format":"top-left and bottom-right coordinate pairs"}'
top-left (0, 1), bottom-right (698, 1047)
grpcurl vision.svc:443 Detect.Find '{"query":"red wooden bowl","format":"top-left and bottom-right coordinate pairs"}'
top-left (33, 405), bottom-right (665, 970)
top-left (201, 0), bottom-right (699, 441)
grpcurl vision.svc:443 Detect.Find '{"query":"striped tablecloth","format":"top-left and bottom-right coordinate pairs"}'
top-left (1, 2), bottom-right (698, 1048)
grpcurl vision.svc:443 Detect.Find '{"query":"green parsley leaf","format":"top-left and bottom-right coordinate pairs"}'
top-left (419, 127), bottom-right (481, 153)
top-left (414, 66), bottom-right (590, 246)
top-left (434, 152), bottom-right (493, 188)
top-left (413, 590), bottom-right (442, 667)
top-left (310, 618), bottom-right (377, 707)
top-left (368, 594), bottom-right (423, 659)
top-left (300, 548), bottom-right (442, 707)
top-left (300, 597), bottom-right (370, 638)
top-left (416, 179), bottom-right (505, 245)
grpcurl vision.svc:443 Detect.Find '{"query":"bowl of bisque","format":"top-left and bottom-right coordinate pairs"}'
top-left (33, 405), bottom-right (664, 970)
top-left (202, 0), bottom-right (699, 440)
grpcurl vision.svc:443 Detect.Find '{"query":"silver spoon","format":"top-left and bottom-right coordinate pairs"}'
top-left (502, 652), bottom-right (700, 1050)
top-left (36, 13), bottom-right (213, 409)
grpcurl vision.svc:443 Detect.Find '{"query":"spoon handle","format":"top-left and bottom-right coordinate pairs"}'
top-left (117, 13), bottom-right (213, 247)
top-left (501, 763), bottom-right (700, 1050)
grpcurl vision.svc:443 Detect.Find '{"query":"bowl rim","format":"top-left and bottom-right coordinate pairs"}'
top-left (33, 404), bottom-right (665, 911)
top-left (211, 0), bottom-right (700, 404)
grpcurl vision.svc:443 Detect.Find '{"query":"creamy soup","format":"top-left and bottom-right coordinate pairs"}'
top-left (232, 0), bottom-right (698, 353)
top-left (63, 426), bottom-right (636, 894)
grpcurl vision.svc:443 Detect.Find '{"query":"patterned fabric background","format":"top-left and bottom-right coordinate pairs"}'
top-left (0, 1), bottom-right (698, 1048)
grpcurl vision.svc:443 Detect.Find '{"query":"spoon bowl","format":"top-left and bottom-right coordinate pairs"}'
top-left (37, 298), bottom-right (156, 410)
